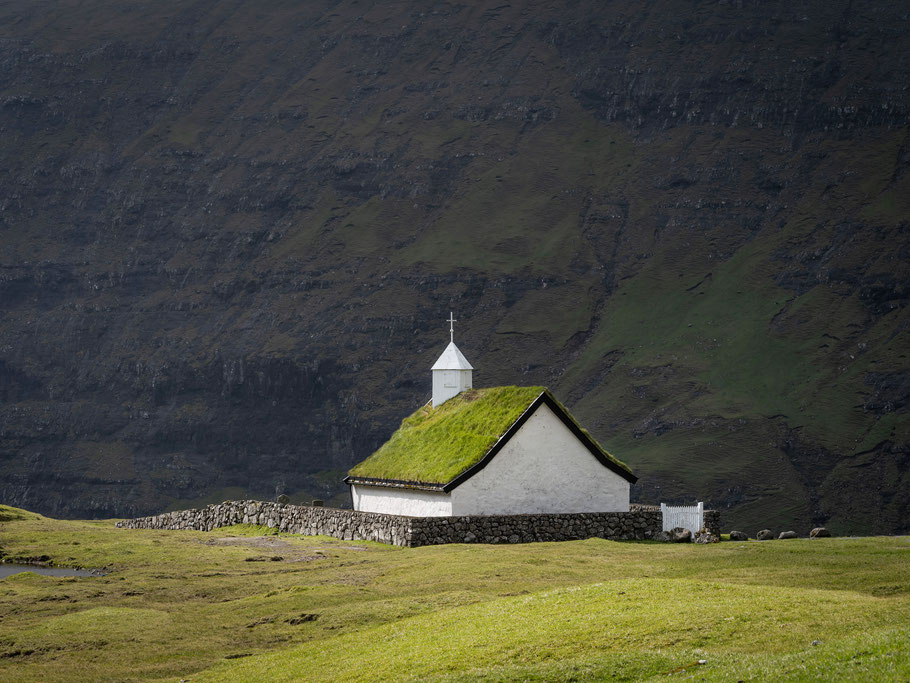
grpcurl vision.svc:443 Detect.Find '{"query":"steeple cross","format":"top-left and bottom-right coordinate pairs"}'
top-left (447, 311), bottom-right (456, 343)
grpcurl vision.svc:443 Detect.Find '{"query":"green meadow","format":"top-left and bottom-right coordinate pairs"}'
top-left (0, 504), bottom-right (908, 681)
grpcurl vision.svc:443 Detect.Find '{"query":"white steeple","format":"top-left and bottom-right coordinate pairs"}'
top-left (431, 312), bottom-right (473, 408)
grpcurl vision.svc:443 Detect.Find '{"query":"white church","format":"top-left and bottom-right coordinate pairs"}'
top-left (345, 314), bottom-right (637, 517)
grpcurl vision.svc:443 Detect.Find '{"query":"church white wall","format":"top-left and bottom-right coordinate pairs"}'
top-left (432, 368), bottom-right (472, 407)
top-left (450, 403), bottom-right (630, 515)
top-left (351, 484), bottom-right (453, 517)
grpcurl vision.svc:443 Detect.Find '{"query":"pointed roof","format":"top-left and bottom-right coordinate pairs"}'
top-left (345, 387), bottom-right (636, 491)
top-left (431, 341), bottom-right (474, 371)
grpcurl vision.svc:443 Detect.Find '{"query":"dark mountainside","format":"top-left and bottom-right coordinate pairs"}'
top-left (0, 0), bottom-right (907, 534)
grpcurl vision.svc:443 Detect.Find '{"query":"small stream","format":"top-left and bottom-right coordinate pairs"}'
top-left (0, 563), bottom-right (105, 579)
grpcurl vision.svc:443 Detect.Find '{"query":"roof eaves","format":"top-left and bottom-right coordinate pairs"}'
top-left (343, 475), bottom-right (448, 492)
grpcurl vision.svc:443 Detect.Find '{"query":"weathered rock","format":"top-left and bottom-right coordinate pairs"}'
top-left (756, 529), bottom-right (774, 541)
top-left (729, 530), bottom-right (749, 541)
top-left (693, 529), bottom-right (719, 544)
top-left (778, 530), bottom-right (798, 539)
top-left (810, 527), bottom-right (831, 538)
top-left (668, 527), bottom-right (692, 543)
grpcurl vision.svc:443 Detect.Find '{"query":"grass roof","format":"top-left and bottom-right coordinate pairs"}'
top-left (348, 386), bottom-right (633, 485)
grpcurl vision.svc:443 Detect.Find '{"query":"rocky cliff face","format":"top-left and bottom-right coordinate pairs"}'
top-left (0, 0), bottom-right (907, 533)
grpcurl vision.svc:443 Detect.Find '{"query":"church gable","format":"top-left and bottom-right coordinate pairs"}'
top-left (449, 400), bottom-right (633, 515)
top-left (445, 391), bottom-right (637, 492)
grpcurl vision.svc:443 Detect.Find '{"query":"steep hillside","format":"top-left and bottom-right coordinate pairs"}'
top-left (0, 0), bottom-right (907, 533)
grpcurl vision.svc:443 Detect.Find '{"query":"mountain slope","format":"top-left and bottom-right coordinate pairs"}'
top-left (0, 0), bottom-right (907, 532)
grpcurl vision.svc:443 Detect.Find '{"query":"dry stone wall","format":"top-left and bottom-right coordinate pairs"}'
top-left (703, 509), bottom-right (721, 536)
top-left (116, 501), bottom-right (719, 547)
top-left (116, 500), bottom-right (412, 545)
top-left (411, 506), bottom-right (661, 546)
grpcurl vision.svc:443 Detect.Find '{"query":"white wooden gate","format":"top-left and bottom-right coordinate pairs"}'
top-left (661, 502), bottom-right (704, 535)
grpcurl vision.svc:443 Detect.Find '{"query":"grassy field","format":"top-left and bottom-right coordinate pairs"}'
top-left (1, 505), bottom-right (908, 682)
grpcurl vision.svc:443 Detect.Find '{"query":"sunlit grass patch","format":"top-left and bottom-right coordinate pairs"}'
top-left (0, 505), bottom-right (43, 523)
top-left (197, 577), bottom-right (908, 681)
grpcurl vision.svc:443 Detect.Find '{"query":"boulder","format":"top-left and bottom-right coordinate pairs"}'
top-left (729, 530), bottom-right (749, 541)
top-left (671, 527), bottom-right (692, 542)
top-left (694, 529), bottom-right (719, 544)
top-left (656, 527), bottom-right (691, 542)
top-left (810, 527), bottom-right (831, 538)
top-left (756, 529), bottom-right (774, 541)
top-left (778, 530), bottom-right (798, 539)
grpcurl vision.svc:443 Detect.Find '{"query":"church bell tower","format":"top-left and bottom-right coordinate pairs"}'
top-left (431, 312), bottom-right (473, 408)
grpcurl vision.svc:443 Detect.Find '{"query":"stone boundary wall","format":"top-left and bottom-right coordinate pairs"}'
top-left (117, 501), bottom-right (413, 546)
top-left (704, 509), bottom-right (722, 536)
top-left (116, 501), bottom-right (720, 547)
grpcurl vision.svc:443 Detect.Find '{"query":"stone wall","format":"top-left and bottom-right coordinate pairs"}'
top-left (116, 500), bottom-right (720, 547)
top-left (703, 509), bottom-right (721, 537)
top-left (409, 505), bottom-right (662, 546)
top-left (116, 500), bottom-right (413, 546)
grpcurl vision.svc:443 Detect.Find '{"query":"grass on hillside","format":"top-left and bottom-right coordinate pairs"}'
top-left (203, 580), bottom-right (909, 682)
top-left (1, 505), bottom-right (909, 682)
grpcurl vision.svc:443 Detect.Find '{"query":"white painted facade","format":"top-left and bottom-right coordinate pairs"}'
top-left (450, 403), bottom-right (630, 515)
top-left (350, 484), bottom-right (452, 516)
top-left (350, 402), bottom-right (631, 517)
top-left (431, 341), bottom-right (473, 407)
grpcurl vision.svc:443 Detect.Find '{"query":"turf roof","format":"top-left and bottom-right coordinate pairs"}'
top-left (348, 386), bottom-right (633, 486)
